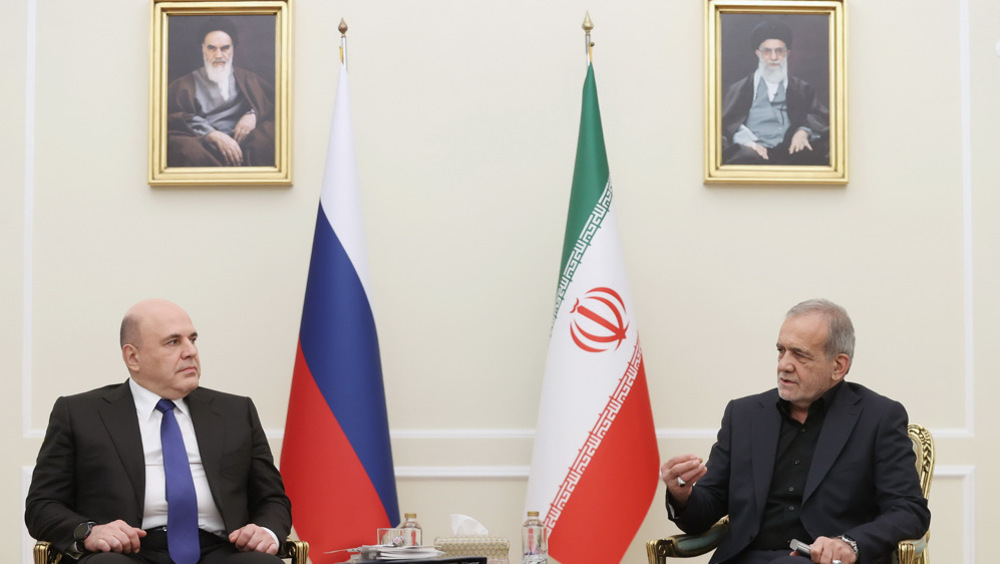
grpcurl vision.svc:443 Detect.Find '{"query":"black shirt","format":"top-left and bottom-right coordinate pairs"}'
top-left (749, 382), bottom-right (843, 550)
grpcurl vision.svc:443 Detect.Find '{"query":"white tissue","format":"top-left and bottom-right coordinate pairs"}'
top-left (449, 513), bottom-right (490, 536)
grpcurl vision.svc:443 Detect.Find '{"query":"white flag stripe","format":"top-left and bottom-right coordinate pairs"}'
top-left (320, 63), bottom-right (372, 297)
top-left (524, 189), bottom-right (639, 517)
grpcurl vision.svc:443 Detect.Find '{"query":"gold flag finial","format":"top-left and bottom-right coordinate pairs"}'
top-left (338, 18), bottom-right (349, 65)
top-left (582, 12), bottom-right (594, 64)
top-left (582, 11), bottom-right (594, 32)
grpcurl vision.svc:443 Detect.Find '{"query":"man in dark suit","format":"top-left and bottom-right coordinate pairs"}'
top-left (660, 299), bottom-right (929, 564)
top-left (26, 299), bottom-right (292, 563)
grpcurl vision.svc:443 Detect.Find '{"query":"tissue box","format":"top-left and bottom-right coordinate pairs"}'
top-left (434, 536), bottom-right (510, 564)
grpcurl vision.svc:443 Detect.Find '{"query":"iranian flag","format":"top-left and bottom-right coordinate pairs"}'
top-left (524, 63), bottom-right (660, 563)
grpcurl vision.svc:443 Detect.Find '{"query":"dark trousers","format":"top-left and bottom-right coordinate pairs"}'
top-left (79, 528), bottom-right (283, 564)
top-left (727, 550), bottom-right (809, 564)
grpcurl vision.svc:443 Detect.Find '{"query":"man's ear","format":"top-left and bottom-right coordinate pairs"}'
top-left (122, 344), bottom-right (140, 372)
top-left (832, 353), bottom-right (851, 380)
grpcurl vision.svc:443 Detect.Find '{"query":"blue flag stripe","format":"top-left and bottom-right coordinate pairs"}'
top-left (298, 203), bottom-right (400, 523)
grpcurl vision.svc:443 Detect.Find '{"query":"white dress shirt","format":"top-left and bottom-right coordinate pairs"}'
top-left (129, 379), bottom-right (227, 536)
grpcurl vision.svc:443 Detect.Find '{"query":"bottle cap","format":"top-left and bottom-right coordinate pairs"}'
top-left (527, 511), bottom-right (539, 517)
top-left (405, 513), bottom-right (417, 518)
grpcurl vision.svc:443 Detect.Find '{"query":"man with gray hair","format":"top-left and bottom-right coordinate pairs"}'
top-left (167, 17), bottom-right (275, 167)
top-left (721, 20), bottom-right (829, 165)
top-left (660, 299), bottom-right (929, 564)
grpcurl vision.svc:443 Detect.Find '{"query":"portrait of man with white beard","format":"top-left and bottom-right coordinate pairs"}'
top-left (166, 16), bottom-right (276, 168)
top-left (718, 19), bottom-right (830, 166)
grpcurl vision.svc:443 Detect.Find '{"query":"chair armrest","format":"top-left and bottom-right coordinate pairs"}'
top-left (646, 518), bottom-right (729, 562)
top-left (33, 541), bottom-right (62, 564)
top-left (895, 532), bottom-right (929, 564)
top-left (278, 538), bottom-right (309, 564)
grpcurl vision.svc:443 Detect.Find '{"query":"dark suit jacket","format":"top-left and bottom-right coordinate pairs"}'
top-left (25, 381), bottom-right (292, 555)
top-left (671, 382), bottom-right (930, 564)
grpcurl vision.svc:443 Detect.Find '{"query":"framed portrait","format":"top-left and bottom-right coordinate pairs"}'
top-left (704, 0), bottom-right (847, 184)
top-left (149, 0), bottom-right (292, 186)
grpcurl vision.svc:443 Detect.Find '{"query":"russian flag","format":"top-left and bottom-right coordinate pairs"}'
top-left (282, 62), bottom-right (400, 562)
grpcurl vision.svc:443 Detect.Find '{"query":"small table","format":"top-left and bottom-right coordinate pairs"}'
top-left (340, 557), bottom-right (488, 564)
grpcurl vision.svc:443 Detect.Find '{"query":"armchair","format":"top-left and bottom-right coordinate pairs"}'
top-left (647, 423), bottom-right (935, 564)
top-left (33, 538), bottom-right (309, 564)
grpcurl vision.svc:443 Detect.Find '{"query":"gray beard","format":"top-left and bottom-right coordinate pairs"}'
top-left (757, 57), bottom-right (787, 85)
top-left (203, 57), bottom-right (234, 100)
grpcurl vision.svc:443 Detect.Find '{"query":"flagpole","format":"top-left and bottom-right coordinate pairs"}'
top-left (582, 12), bottom-right (594, 66)
top-left (339, 17), bottom-right (348, 67)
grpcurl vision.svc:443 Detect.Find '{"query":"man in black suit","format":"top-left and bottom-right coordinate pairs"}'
top-left (26, 299), bottom-right (292, 563)
top-left (660, 299), bottom-right (929, 564)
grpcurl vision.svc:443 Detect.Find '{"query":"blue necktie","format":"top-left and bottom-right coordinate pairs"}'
top-left (155, 399), bottom-right (200, 564)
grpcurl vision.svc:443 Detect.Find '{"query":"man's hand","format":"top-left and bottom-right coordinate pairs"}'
top-left (660, 454), bottom-right (707, 512)
top-left (205, 130), bottom-right (244, 166)
top-left (747, 141), bottom-right (770, 160)
top-left (83, 520), bottom-right (146, 554)
top-left (789, 129), bottom-right (814, 154)
top-left (229, 524), bottom-right (280, 554)
top-left (232, 112), bottom-right (258, 144)
top-left (804, 536), bottom-right (857, 564)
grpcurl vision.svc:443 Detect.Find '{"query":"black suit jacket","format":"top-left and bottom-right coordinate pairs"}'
top-left (671, 382), bottom-right (930, 564)
top-left (25, 381), bottom-right (292, 555)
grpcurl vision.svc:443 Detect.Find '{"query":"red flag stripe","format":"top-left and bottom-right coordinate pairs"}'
top-left (282, 343), bottom-right (391, 563)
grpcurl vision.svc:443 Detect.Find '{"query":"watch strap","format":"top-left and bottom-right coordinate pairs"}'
top-left (837, 535), bottom-right (859, 556)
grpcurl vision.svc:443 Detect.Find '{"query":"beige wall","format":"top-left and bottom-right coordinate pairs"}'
top-left (4, 0), bottom-right (998, 561)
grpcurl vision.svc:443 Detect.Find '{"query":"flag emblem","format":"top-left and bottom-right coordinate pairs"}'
top-left (569, 286), bottom-right (630, 353)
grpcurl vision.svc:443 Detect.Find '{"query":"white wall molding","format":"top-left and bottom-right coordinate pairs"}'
top-left (395, 465), bottom-right (530, 479)
top-left (22, 466), bottom-right (35, 564)
top-left (264, 426), bottom-right (973, 442)
top-left (959, 0), bottom-right (975, 438)
top-left (21, 0), bottom-right (37, 441)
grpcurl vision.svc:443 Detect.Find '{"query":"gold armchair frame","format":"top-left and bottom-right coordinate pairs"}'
top-left (33, 538), bottom-right (308, 564)
top-left (647, 423), bottom-right (935, 564)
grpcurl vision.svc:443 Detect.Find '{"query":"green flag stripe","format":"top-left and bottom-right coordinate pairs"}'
top-left (551, 180), bottom-right (613, 322)
top-left (552, 64), bottom-right (611, 318)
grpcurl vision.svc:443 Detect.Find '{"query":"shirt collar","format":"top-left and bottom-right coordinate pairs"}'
top-left (776, 381), bottom-right (844, 420)
top-left (128, 378), bottom-right (191, 420)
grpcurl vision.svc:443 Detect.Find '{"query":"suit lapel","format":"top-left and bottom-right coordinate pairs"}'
top-left (186, 389), bottom-right (227, 516)
top-left (750, 391), bottom-right (781, 515)
top-left (803, 383), bottom-right (861, 502)
top-left (98, 381), bottom-right (146, 518)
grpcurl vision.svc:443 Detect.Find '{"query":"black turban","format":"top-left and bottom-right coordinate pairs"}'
top-left (751, 20), bottom-right (792, 50)
top-left (198, 16), bottom-right (239, 47)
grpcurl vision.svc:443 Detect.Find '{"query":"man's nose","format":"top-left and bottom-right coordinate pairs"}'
top-left (181, 339), bottom-right (198, 357)
top-left (777, 352), bottom-right (793, 372)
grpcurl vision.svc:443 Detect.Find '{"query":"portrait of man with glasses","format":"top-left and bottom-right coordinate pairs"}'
top-left (719, 18), bottom-right (830, 166)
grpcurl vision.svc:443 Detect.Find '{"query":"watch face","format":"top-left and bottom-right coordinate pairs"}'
top-left (74, 521), bottom-right (92, 540)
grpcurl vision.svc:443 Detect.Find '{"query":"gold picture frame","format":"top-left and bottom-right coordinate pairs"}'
top-left (149, 0), bottom-right (292, 186)
top-left (704, 0), bottom-right (846, 184)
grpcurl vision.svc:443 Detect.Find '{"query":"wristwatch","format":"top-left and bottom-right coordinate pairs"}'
top-left (74, 521), bottom-right (96, 551)
top-left (838, 535), bottom-right (859, 557)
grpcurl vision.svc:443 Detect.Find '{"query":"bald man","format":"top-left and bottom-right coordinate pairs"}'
top-left (26, 299), bottom-right (291, 563)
